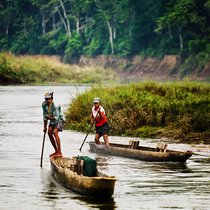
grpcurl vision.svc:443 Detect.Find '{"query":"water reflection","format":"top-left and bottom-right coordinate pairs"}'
top-left (73, 196), bottom-right (116, 210)
top-left (95, 156), bottom-right (110, 171)
top-left (41, 181), bottom-right (59, 200)
top-left (41, 173), bottom-right (116, 210)
top-left (193, 157), bottom-right (210, 163)
top-left (147, 162), bottom-right (191, 173)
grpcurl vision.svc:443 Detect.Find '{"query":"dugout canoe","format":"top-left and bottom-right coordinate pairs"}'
top-left (50, 156), bottom-right (116, 198)
top-left (88, 141), bottom-right (193, 163)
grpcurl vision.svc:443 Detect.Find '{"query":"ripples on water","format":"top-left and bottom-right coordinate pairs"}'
top-left (0, 86), bottom-right (210, 210)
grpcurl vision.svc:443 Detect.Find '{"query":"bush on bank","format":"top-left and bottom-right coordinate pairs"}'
top-left (0, 52), bottom-right (117, 84)
top-left (65, 82), bottom-right (210, 143)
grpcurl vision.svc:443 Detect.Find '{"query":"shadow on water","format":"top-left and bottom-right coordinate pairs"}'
top-left (41, 181), bottom-right (60, 200)
top-left (192, 157), bottom-right (210, 163)
top-left (150, 162), bottom-right (191, 173)
top-left (41, 172), bottom-right (116, 210)
top-left (72, 196), bottom-right (116, 210)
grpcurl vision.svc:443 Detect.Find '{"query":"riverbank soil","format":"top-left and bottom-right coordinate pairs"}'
top-left (78, 55), bottom-right (210, 81)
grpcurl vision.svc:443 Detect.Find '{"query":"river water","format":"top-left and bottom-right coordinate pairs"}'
top-left (0, 85), bottom-right (210, 210)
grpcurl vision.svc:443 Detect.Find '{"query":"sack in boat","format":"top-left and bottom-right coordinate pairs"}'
top-left (78, 156), bottom-right (97, 176)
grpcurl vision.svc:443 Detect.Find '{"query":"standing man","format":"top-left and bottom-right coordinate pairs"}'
top-left (91, 97), bottom-right (110, 146)
top-left (42, 92), bottom-right (64, 157)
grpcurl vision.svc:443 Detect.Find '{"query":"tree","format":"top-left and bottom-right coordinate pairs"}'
top-left (0, 0), bottom-right (209, 63)
top-left (155, 0), bottom-right (205, 51)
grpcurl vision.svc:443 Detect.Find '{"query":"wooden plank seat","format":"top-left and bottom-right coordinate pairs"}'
top-left (55, 156), bottom-right (85, 175)
top-left (156, 142), bottom-right (168, 152)
top-left (129, 140), bottom-right (140, 149)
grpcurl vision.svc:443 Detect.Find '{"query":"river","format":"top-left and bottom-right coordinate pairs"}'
top-left (0, 85), bottom-right (210, 210)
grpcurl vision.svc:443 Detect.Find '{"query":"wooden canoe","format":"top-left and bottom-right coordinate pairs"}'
top-left (88, 141), bottom-right (193, 163)
top-left (50, 156), bottom-right (117, 198)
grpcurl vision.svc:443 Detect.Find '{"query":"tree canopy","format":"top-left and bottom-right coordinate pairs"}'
top-left (0, 0), bottom-right (209, 63)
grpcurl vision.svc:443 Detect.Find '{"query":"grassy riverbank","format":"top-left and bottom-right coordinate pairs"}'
top-left (65, 82), bottom-right (210, 144)
top-left (0, 52), bottom-right (117, 84)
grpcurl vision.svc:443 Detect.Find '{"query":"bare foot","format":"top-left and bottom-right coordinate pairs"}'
top-left (52, 153), bottom-right (63, 157)
top-left (49, 152), bottom-right (57, 157)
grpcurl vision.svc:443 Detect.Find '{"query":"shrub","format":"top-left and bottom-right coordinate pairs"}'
top-left (65, 82), bottom-right (210, 142)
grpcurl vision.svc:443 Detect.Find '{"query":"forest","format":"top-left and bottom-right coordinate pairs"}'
top-left (0, 0), bottom-right (210, 71)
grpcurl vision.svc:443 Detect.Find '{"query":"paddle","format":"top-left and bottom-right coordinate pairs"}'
top-left (79, 123), bottom-right (94, 151)
top-left (79, 109), bottom-right (100, 151)
top-left (40, 132), bottom-right (46, 168)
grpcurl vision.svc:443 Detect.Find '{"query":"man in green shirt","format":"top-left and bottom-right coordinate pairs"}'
top-left (42, 92), bottom-right (64, 157)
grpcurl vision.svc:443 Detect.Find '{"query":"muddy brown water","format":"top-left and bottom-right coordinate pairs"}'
top-left (0, 86), bottom-right (210, 210)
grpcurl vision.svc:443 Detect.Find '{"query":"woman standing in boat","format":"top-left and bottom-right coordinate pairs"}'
top-left (91, 97), bottom-right (110, 146)
top-left (42, 92), bottom-right (64, 157)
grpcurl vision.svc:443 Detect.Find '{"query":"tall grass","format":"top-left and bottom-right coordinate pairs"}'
top-left (0, 52), bottom-right (117, 84)
top-left (65, 81), bottom-right (210, 143)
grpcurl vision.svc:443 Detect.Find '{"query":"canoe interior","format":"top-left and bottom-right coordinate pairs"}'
top-left (110, 142), bottom-right (166, 152)
top-left (50, 156), bottom-right (117, 198)
top-left (109, 142), bottom-right (190, 154)
top-left (52, 156), bottom-right (113, 177)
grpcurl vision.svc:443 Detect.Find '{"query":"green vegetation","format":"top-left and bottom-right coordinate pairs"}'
top-left (1, 1), bottom-right (209, 142)
top-left (0, 0), bottom-right (209, 72)
top-left (65, 82), bottom-right (210, 143)
top-left (0, 52), bottom-right (117, 84)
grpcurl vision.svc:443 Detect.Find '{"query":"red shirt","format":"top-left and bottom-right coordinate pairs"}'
top-left (92, 105), bottom-right (107, 127)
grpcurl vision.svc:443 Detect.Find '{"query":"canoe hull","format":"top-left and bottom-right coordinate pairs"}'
top-left (88, 142), bottom-right (192, 163)
top-left (50, 156), bottom-right (116, 197)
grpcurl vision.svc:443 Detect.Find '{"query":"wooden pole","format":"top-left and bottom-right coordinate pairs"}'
top-left (40, 132), bottom-right (46, 168)
top-left (79, 110), bottom-right (100, 151)
top-left (79, 123), bottom-right (94, 151)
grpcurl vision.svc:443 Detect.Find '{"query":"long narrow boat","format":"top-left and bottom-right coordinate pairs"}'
top-left (88, 141), bottom-right (193, 163)
top-left (50, 156), bottom-right (117, 198)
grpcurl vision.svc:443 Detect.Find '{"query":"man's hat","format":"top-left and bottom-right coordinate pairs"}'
top-left (44, 92), bottom-right (53, 99)
top-left (93, 97), bottom-right (100, 103)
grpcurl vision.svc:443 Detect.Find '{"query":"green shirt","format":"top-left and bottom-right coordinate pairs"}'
top-left (42, 101), bottom-right (64, 125)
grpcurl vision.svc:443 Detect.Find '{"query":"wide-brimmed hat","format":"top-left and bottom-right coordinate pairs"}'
top-left (93, 97), bottom-right (100, 103)
top-left (44, 92), bottom-right (53, 99)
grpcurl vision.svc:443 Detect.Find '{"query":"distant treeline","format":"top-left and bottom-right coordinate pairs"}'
top-left (0, 0), bottom-right (210, 71)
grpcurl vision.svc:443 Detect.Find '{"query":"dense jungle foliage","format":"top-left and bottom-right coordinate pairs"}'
top-left (65, 82), bottom-right (210, 143)
top-left (0, 0), bottom-right (210, 68)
